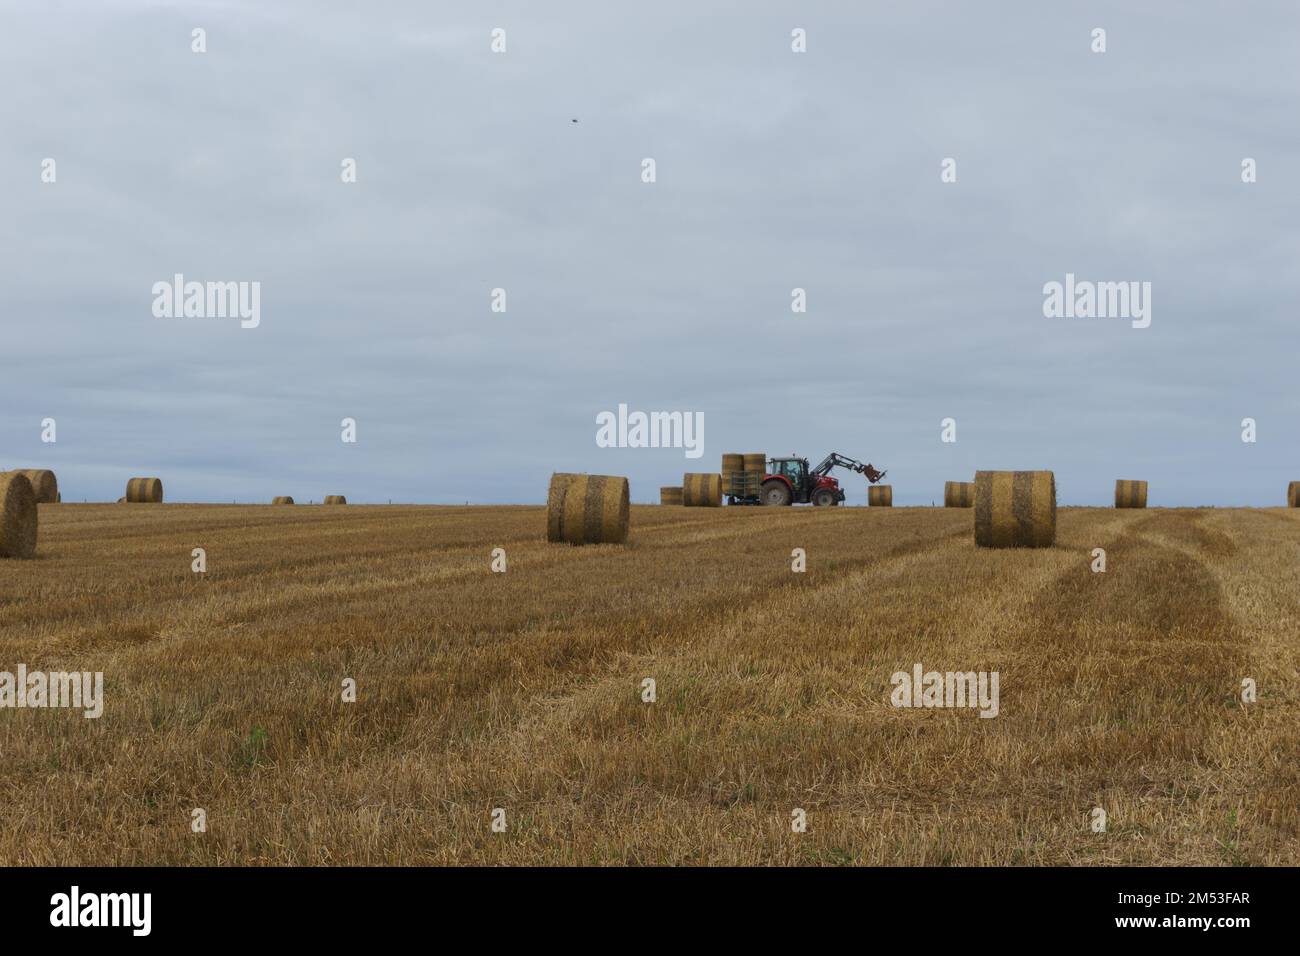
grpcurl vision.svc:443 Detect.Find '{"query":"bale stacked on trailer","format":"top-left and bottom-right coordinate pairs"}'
top-left (721, 454), bottom-right (744, 496)
top-left (1288, 482), bottom-right (1299, 508)
top-left (546, 473), bottom-right (629, 544)
top-left (1114, 480), bottom-right (1148, 509)
top-left (742, 453), bottom-right (766, 498)
top-left (682, 473), bottom-right (722, 507)
top-left (324, 495), bottom-right (347, 505)
top-left (660, 486), bottom-right (683, 505)
top-left (125, 477), bottom-right (164, 503)
top-left (272, 496), bottom-right (295, 505)
top-left (974, 470), bottom-right (1056, 548)
top-left (17, 469), bottom-right (58, 504)
top-left (944, 481), bottom-right (974, 508)
top-left (868, 485), bottom-right (893, 507)
top-left (721, 453), bottom-right (765, 499)
top-left (0, 472), bottom-right (38, 559)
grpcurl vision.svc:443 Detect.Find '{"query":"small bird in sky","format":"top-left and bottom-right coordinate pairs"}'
top-left (571, 118), bottom-right (578, 123)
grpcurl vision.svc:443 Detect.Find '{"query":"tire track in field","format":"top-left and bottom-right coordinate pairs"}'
top-left (1017, 509), bottom-right (1245, 755)
top-left (476, 516), bottom-right (1060, 825)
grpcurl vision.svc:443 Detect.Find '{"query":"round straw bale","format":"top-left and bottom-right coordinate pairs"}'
top-left (944, 481), bottom-right (974, 508)
top-left (17, 469), bottom-right (58, 503)
top-left (0, 472), bottom-right (38, 559)
top-left (126, 477), bottom-right (164, 503)
top-left (1288, 482), bottom-right (1298, 508)
top-left (117, 497), bottom-right (126, 504)
top-left (272, 496), bottom-right (295, 505)
top-left (721, 454), bottom-right (744, 474)
top-left (868, 485), bottom-right (893, 507)
top-left (660, 486), bottom-right (683, 505)
top-left (546, 473), bottom-right (629, 544)
top-left (974, 470), bottom-right (1056, 548)
top-left (1114, 479), bottom-right (1148, 509)
top-left (682, 473), bottom-right (722, 507)
top-left (324, 495), bottom-right (347, 505)
top-left (742, 453), bottom-right (766, 474)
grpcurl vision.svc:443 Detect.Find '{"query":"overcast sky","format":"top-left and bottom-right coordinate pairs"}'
top-left (2, 0), bottom-right (1297, 505)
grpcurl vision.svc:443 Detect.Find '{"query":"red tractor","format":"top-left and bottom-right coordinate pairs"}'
top-left (758, 453), bottom-right (886, 507)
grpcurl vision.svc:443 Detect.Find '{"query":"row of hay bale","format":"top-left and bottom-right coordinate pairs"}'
top-left (2, 469), bottom-right (351, 513)
top-left (656, 472), bottom-right (1300, 515)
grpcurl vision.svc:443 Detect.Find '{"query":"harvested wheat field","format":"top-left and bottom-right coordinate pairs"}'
top-left (0, 503), bottom-right (1297, 866)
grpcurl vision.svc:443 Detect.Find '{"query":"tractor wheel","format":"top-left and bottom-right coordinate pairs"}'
top-left (761, 480), bottom-right (792, 507)
top-left (812, 488), bottom-right (837, 507)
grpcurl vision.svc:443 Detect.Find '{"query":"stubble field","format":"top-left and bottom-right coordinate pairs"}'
top-left (1, 503), bottom-right (1296, 865)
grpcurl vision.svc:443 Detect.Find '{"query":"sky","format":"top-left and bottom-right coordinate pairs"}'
top-left (2, 0), bottom-right (1298, 505)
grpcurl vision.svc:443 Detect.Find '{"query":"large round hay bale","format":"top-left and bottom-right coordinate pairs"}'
top-left (1288, 482), bottom-right (1298, 508)
top-left (742, 453), bottom-right (766, 474)
top-left (660, 486), bottom-right (683, 505)
top-left (1114, 479), bottom-right (1148, 509)
top-left (125, 477), bottom-right (164, 503)
top-left (944, 481), bottom-right (974, 508)
top-left (17, 469), bottom-right (58, 503)
top-left (324, 495), bottom-right (347, 505)
top-left (974, 470), bottom-right (1056, 548)
top-left (0, 472), bottom-right (38, 559)
top-left (682, 473), bottom-right (722, 507)
top-left (546, 473), bottom-right (629, 544)
top-left (868, 485), bottom-right (893, 507)
top-left (272, 496), bottom-right (295, 505)
top-left (721, 453), bottom-right (744, 474)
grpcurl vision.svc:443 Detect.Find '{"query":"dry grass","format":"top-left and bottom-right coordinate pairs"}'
top-left (0, 504), bottom-right (1296, 865)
